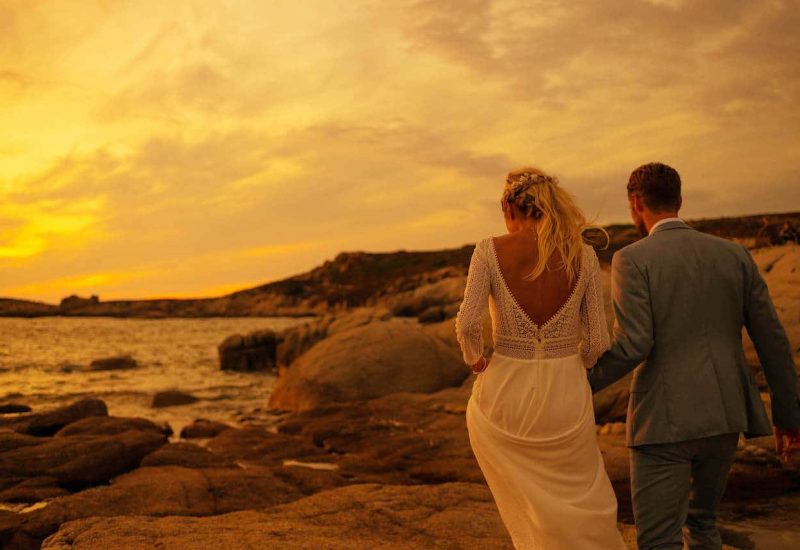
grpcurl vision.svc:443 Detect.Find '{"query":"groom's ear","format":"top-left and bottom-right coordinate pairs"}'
top-left (630, 193), bottom-right (645, 214)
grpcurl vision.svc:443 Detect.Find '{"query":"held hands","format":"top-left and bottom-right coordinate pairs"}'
top-left (471, 356), bottom-right (490, 374)
top-left (774, 426), bottom-right (800, 466)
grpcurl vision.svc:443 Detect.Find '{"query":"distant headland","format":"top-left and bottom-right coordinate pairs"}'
top-left (1, 212), bottom-right (798, 319)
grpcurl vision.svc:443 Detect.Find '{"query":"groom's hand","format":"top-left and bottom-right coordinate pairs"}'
top-left (774, 426), bottom-right (800, 464)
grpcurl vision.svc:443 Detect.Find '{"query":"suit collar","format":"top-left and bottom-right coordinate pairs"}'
top-left (649, 218), bottom-right (691, 236)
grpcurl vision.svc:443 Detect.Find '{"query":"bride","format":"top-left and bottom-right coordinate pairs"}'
top-left (456, 167), bottom-right (625, 549)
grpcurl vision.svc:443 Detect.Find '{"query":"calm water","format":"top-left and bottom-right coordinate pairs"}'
top-left (0, 316), bottom-right (309, 436)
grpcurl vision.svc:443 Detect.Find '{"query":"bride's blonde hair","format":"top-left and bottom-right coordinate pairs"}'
top-left (502, 167), bottom-right (607, 284)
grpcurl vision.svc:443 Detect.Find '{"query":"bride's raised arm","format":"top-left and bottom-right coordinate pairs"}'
top-left (455, 240), bottom-right (490, 365)
top-left (579, 245), bottom-right (611, 370)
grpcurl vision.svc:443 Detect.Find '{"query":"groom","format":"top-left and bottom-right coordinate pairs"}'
top-left (587, 163), bottom-right (800, 550)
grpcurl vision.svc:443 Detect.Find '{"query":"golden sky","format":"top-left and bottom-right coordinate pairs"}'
top-left (1, 0), bottom-right (799, 303)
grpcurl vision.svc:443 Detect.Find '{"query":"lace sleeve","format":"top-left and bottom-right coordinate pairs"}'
top-left (579, 246), bottom-right (611, 369)
top-left (455, 239), bottom-right (490, 365)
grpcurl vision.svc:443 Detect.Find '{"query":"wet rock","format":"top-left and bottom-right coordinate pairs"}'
top-left (218, 329), bottom-right (278, 372)
top-left (40, 482), bottom-right (514, 550)
top-left (151, 390), bottom-right (199, 408)
top-left (87, 354), bottom-right (137, 371)
top-left (1, 398), bottom-right (108, 437)
top-left (269, 319), bottom-right (468, 412)
top-left (57, 362), bottom-right (82, 373)
top-left (0, 429), bottom-right (167, 490)
top-left (179, 418), bottom-right (232, 439)
top-left (0, 404), bottom-right (31, 414)
top-left (55, 416), bottom-right (168, 438)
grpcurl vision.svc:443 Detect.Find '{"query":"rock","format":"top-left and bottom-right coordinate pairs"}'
top-left (55, 416), bottom-right (168, 438)
top-left (179, 418), bottom-right (232, 439)
top-left (0, 430), bottom-right (43, 454)
top-left (418, 305), bottom-right (447, 324)
top-left (421, 312), bottom-right (493, 356)
top-left (276, 307), bottom-right (392, 367)
top-left (1, 398), bottom-right (108, 436)
top-left (13, 465), bottom-right (301, 549)
top-left (151, 390), bottom-right (199, 408)
top-left (380, 276), bottom-right (467, 317)
top-left (274, 377), bottom-right (483, 486)
top-left (58, 362), bottom-right (81, 373)
top-left (0, 429), bottom-right (167, 490)
top-left (140, 442), bottom-right (237, 468)
top-left (206, 426), bottom-right (328, 464)
top-left (40, 482), bottom-right (514, 550)
top-left (218, 329), bottom-right (278, 372)
top-left (0, 476), bottom-right (70, 503)
top-left (268, 319), bottom-right (469, 412)
top-left (0, 404), bottom-right (31, 414)
top-left (593, 373), bottom-right (631, 424)
top-left (59, 294), bottom-right (100, 310)
top-left (87, 354), bottom-right (137, 371)
top-left (276, 317), bottom-right (334, 366)
top-left (744, 245), bottom-right (800, 371)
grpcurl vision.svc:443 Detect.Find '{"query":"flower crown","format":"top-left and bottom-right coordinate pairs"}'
top-left (505, 172), bottom-right (558, 202)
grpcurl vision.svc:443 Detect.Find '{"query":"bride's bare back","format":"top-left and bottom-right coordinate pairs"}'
top-left (491, 232), bottom-right (579, 327)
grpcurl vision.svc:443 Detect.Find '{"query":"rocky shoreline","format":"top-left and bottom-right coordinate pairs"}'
top-left (1, 239), bottom-right (798, 547)
top-left (1, 376), bottom-right (798, 548)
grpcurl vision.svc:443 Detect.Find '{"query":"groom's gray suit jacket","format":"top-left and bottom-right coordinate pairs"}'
top-left (588, 220), bottom-right (800, 447)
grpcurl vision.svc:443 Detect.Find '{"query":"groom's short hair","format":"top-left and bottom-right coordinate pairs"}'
top-left (627, 163), bottom-right (682, 212)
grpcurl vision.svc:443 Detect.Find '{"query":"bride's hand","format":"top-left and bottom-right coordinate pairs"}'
top-left (471, 356), bottom-right (490, 374)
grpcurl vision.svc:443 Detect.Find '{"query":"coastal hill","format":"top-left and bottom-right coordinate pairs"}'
top-left (1, 212), bottom-right (798, 318)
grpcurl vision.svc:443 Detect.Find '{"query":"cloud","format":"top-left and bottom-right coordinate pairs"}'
top-left (0, 0), bottom-right (797, 301)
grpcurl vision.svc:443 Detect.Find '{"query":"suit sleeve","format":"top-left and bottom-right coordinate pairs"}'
top-left (741, 245), bottom-right (800, 429)
top-left (587, 249), bottom-right (654, 393)
top-left (455, 241), bottom-right (490, 365)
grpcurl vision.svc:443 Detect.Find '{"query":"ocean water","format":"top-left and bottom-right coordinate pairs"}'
top-left (0, 316), bottom-right (310, 437)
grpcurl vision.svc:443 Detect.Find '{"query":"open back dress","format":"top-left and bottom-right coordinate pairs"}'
top-left (455, 237), bottom-right (625, 550)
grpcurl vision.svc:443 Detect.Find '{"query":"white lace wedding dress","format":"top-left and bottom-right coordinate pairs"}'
top-left (456, 237), bottom-right (625, 550)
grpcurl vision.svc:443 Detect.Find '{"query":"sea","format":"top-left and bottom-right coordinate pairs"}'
top-left (0, 316), bottom-right (310, 438)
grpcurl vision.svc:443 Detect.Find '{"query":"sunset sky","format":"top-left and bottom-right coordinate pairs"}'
top-left (1, 0), bottom-right (799, 303)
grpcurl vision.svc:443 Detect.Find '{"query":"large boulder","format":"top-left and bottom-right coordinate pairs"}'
top-left (218, 329), bottom-right (279, 372)
top-left (379, 275), bottom-right (466, 318)
top-left (268, 319), bottom-right (469, 412)
top-left (276, 307), bottom-right (392, 367)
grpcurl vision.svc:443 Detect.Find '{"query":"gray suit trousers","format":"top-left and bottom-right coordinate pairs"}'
top-left (631, 432), bottom-right (740, 550)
